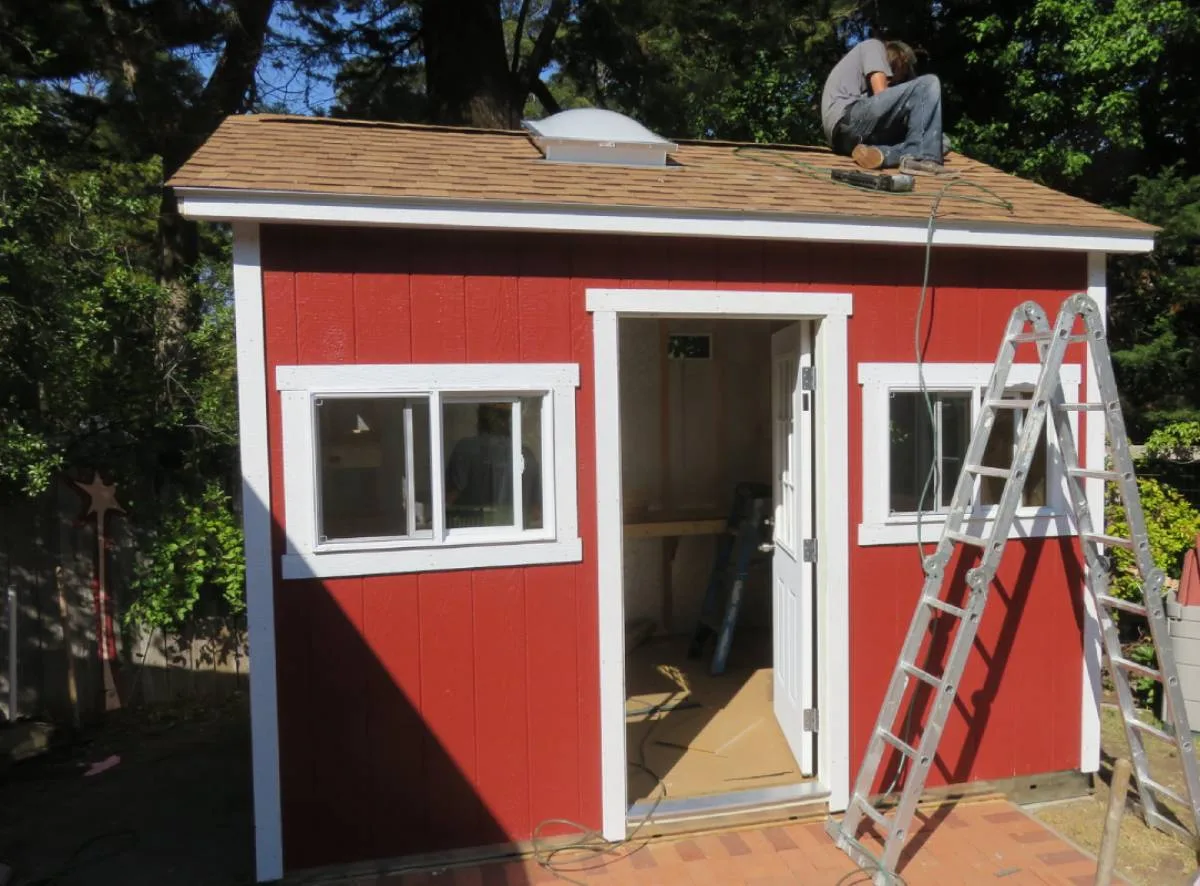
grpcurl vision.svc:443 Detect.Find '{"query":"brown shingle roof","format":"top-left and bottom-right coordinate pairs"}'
top-left (168, 114), bottom-right (1155, 236)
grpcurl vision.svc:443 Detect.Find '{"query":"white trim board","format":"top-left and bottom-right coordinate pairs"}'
top-left (590, 289), bottom-right (853, 841)
top-left (175, 187), bottom-right (1156, 255)
top-left (232, 223), bottom-right (284, 882)
top-left (1081, 254), bottom-right (1106, 774)
top-left (857, 362), bottom-right (1082, 546)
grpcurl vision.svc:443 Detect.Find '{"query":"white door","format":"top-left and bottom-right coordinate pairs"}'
top-left (771, 321), bottom-right (816, 776)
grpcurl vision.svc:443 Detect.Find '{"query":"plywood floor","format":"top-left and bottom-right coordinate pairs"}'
top-left (625, 631), bottom-right (807, 803)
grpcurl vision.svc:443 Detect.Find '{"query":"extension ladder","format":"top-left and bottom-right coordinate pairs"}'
top-left (827, 294), bottom-right (1200, 884)
top-left (688, 482), bottom-right (772, 676)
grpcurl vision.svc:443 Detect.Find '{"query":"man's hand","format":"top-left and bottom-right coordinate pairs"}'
top-left (869, 71), bottom-right (888, 95)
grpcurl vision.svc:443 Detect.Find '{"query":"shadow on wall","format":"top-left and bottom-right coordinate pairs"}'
top-left (256, 497), bottom-right (546, 880)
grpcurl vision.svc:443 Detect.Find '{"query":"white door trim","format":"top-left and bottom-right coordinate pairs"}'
top-left (588, 288), bottom-right (853, 840)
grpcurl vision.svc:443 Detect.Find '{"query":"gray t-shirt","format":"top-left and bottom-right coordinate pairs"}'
top-left (821, 39), bottom-right (893, 141)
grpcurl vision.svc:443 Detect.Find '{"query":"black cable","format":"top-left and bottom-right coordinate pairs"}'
top-left (24, 828), bottom-right (138, 886)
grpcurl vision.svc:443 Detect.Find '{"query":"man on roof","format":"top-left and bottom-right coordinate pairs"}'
top-left (821, 39), bottom-right (946, 175)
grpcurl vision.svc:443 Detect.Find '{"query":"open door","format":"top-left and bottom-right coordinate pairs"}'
top-left (771, 321), bottom-right (816, 776)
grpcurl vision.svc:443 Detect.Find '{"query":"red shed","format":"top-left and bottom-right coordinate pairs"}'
top-left (169, 111), bottom-right (1157, 881)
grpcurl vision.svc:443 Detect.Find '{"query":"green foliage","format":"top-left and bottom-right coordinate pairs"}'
top-left (1144, 421), bottom-right (1200, 461)
top-left (1106, 476), bottom-right (1200, 700)
top-left (1109, 168), bottom-right (1200, 435)
top-left (127, 483), bottom-right (246, 631)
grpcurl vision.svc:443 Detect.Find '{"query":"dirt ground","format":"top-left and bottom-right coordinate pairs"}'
top-left (0, 695), bottom-right (253, 886)
top-left (1031, 704), bottom-right (1200, 886)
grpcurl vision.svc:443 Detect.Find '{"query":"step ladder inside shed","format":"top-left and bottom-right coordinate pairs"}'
top-left (826, 294), bottom-right (1200, 884)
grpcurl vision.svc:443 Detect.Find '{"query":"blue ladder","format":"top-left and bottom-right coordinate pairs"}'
top-left (687, 482), bottom-right (772, 676)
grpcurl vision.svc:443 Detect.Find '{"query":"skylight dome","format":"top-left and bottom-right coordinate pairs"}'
top-left (523, 109), bottom-right (678, 167)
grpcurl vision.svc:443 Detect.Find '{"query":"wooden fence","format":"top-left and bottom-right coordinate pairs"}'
top-left (0, 476), bottom-right (247, 724)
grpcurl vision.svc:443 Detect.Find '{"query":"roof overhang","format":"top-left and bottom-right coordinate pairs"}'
top-left (174, 187), bottom-right (1157, 254)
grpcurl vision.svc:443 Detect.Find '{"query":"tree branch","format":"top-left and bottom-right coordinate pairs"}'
top-left (510, 0), bottom-right (531, 74)
top-left (518, 0), bottom-right (567, 90)
top-left (530, 76), bottom-right (561, 116)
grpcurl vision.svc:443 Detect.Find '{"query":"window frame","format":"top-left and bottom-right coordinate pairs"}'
top-left (858, 362), bottom-right (1081, 546)
top-left (277, 363), bottom-right (581, 579)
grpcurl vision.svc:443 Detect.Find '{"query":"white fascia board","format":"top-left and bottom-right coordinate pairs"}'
top-left (175, 187), bottom-right (1157, 255)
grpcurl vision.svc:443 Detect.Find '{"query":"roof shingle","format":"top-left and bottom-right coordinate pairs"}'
top-left (167, 114), bottom-right (1156, 236)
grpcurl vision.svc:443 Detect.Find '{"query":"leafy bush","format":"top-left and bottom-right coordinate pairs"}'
top-left (1144, 421), bottom-right (1200, 461)
top-left (1106, 475), bottom-right (1200, 703)
top-left (126, 483), bottom-right (245, 632)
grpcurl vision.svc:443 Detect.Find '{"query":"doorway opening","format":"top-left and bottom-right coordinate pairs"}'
top-left (618, 316), bottom-right (818, 818)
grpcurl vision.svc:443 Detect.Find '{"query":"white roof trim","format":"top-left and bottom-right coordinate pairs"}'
top-left (174, 187), bottom-right (1156, 254)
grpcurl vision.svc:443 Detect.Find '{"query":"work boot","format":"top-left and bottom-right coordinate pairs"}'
top-left (899, 156), bottom-right (950, 176)
top-left (851, 144), bottom-right (885, 170)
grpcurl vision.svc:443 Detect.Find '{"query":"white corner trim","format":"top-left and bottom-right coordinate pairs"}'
top-left (232, 223), bottom-right (283, 882)
top-left (277, 364), bottom-right (581, 580)
top-left (586, 289), bottom-right (853, 318)
top-left (276, 362), bottom-right (580, 392)
top-left (590, 289), bottom-right (853, 831)
top-left (1081, 254), bottom-right (1106, 773)
top-left (857, 362), bottom-right (1081, 547)
top-left (174, 187), bottom-right (1157, 255)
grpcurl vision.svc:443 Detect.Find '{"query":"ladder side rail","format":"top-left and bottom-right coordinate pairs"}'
top-left (838, 304), bottom-right (1035, 842)
top-left (1037, 298), bottom-right (1167, 823)
top-left (881, 302), bottom-right (1081, 871)
top-left (1073, 296), bottom-right (1200, 830)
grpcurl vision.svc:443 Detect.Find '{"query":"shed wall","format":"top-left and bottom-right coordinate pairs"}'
top-left (258, 226), bottom-right (1088, 871)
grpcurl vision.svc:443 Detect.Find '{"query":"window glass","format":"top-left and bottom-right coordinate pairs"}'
top-left (889, 391), bottom-right (971, 514)
top-left (980, 390), bottom-right (1047, 507)
top-left (317, 397), bottom-right (431, 541)
top-left (520, 396), bottom-right (545, 530)
top-left (443, 401), bottom-right (519, 529)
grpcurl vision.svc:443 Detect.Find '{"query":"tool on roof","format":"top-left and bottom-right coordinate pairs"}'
top-left (827, 294), bottom-right (1200, 884)
top-left (830, 168), bottom-right (914, 192)
top-left (688, 482), bottom-right (772, 676)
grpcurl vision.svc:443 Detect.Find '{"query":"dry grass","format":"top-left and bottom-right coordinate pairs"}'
top-left (1030, 705), bottom-right (1200, 885)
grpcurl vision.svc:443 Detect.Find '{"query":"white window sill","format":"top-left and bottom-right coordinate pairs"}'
top-left (281, 536), bottom-right (583, 579)
top-left (858, 510), bottom-right (1076, 546)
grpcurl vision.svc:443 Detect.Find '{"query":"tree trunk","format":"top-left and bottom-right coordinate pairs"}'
top-left (421, 0), bottom-right (520, 128)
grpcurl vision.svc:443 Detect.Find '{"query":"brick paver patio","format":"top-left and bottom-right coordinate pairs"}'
top-left (328, 799), bottom-right (1128, 886)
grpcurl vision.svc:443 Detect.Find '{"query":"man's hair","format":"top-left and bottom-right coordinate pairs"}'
top-left (885, 41), bottom-right (917, 83)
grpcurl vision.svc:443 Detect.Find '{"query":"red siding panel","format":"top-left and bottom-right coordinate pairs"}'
top-left (258, 226), bottom-right (1089, 871)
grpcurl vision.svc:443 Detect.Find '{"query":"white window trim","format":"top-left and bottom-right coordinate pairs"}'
top-left (858, 362), bottom-right (1081, 546)
top-left (277, 362), bottom-right (582, 578)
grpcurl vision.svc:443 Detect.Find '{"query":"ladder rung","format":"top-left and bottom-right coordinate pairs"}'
top-left (1112, 656), bottom-right (1163, 683)
top-left (901, 662), bottom-right (944, 689)
top-left (1141, 776), bottom-right (1189, 809)
top-left (987, 398), bottom-right (1035, 409)
top-left (1010, 332), bottom-right (1090, 344)
top-left (1128, 717), bottom-right (1175, 746)
top-left (1060, 402), bottom-right (1107, 412)
top-left (854, 795), bottom-right (892, 834)
top-left (966, 464), bottom-right (1012, 479)
top-left (879, 729), bottom-right (919, 759)
top-left (1096, 594), bottom-right (1148, 617)
top-left (1069, 468), bottom-right (1126, 483)
top-left (947, 530), bottom-right (989, 549)
top-left (1082, 533), bottom-right (1135, 550)
top-left (924, 597), bottom-right (967, 619)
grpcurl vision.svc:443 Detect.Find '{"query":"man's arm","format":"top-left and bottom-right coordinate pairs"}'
top-left (869, 71), bottom-right (888, 95)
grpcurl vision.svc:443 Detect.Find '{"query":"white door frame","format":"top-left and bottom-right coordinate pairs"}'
top-left (587, 288), bottom-right (853, 840)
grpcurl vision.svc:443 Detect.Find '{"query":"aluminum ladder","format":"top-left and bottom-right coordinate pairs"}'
top-left (826, 294), bottom-right (1200, 884)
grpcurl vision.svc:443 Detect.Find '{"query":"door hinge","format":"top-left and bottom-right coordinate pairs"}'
top-left (801, 366), bottom-right (815, 392)
top-left (803, 708), bottom-right (819, 732)
top-left (802, 538), bottom-right (818, 563)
